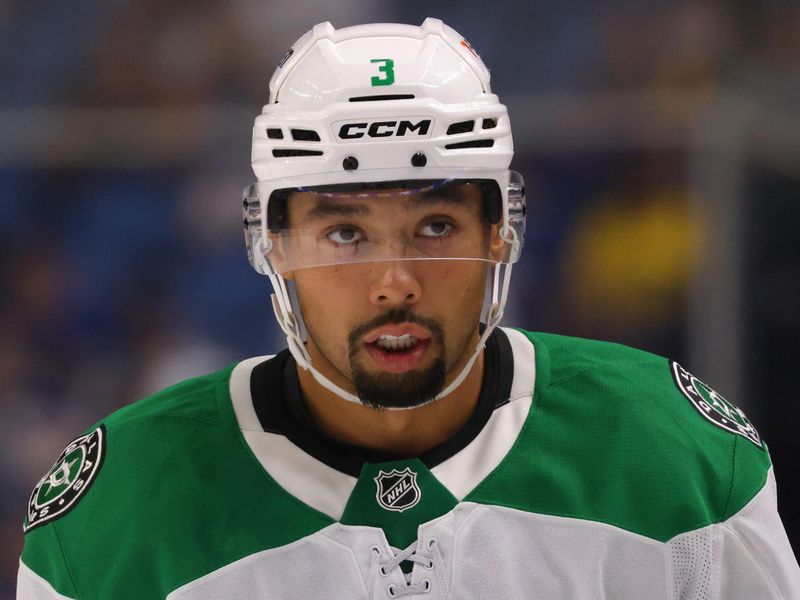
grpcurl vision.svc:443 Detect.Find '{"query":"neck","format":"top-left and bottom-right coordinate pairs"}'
top-left (296, 333), bottom-right (485, 457)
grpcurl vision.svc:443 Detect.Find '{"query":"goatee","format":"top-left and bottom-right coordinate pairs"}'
top-left (348, 309), bottom-right (446, 409)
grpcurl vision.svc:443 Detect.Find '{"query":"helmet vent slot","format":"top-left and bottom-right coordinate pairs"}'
top-left (349, 94), bottom-right (415, 102)
top-left (266, 128), bottom-right (284, 139)
top-left (446, 120), bottom-right (475, 135)
top-left (291, 129), bottom-right (321, 142)
top-left (272, 149), bottom-right (324, 157)
top-left (481, 118), bottom-right (498, 129)
top-left (444, 139), bottom-right (494, 150)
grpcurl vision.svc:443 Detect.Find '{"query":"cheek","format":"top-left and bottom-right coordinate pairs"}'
top-left (423, 263), bottom-right (487, 328)
top-left (431, 262), bottom-right (486, 301)
top-left (294, 271), bottom-right (352, 337)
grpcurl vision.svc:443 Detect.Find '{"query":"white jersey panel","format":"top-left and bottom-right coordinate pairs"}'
top-left (163, 470), bottom-right (798, 600)
top-left (167, 525), bottom-right (373, 600)
top-left (425, 503), bottom-right (667, 599)
top-left (164, 503), bottom-right (675, 599)
top-left (16, 561), bottom-right (75, 600)
top-left (716, 467), bottom-right (800, 599)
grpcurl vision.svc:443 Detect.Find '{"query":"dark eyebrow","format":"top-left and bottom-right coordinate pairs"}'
top-left (302, 198), bottom-right (371, 223)
top-left (415, 185), bottom-right (470, 207)
top-left (300, 185), bottom-right (471, 224)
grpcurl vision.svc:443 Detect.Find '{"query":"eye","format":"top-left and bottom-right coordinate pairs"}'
top-left (419, 220), bottom-right (453, 238)
top-left (326, 226), bottom-right (363, 245)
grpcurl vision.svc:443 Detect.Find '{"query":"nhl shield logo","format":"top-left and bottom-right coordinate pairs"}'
top-left (374, 467), bottom-right (421, 512)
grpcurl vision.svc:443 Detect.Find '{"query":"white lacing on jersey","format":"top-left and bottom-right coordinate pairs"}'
top-left (371, 539), bottom-right (440, 597)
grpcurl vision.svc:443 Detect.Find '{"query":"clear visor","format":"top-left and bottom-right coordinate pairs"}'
top-left (244, 173), bottom-right (525, 274)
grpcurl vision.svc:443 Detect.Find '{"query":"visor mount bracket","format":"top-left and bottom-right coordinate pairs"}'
top-left (411, 152), bottom-right (427, 167)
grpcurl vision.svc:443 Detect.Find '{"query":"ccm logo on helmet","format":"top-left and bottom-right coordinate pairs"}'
top-left (335, 118), bottom-right (433, 141)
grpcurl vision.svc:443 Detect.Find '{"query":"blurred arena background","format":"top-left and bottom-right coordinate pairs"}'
top-left (1, 0), bottom-right (799, 594)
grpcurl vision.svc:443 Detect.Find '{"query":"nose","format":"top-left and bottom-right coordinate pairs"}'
top-left (368, 260), bottom-right (422, 308)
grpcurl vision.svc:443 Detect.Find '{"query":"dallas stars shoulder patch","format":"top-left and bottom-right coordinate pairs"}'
top-left (670, 361), bottom-right (763, 449)
top-left (25, 425), bottom-right (106, 532)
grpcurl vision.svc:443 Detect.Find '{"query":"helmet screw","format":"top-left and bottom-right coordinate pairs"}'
top-left (342, 156), bottom-right (359, 171)
top-left (411, 152), bottom-right (427, 167)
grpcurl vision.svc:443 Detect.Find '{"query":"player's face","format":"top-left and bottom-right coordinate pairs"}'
top-left (282, 183), bottom-right (503, 409)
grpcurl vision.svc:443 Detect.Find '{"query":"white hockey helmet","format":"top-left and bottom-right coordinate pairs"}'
top-left (244, 18), bottom-right (526, 406)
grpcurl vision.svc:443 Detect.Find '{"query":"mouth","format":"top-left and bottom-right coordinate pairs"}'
top-left (362, 323), bottom-right (433, 373)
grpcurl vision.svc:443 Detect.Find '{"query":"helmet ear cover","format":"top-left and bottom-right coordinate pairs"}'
top-left (267, 188), bottom-right (291, 233)
top-left (265, 178), bottom-right (502, 233)
top-left (477, 180), bottom-right (502, 224)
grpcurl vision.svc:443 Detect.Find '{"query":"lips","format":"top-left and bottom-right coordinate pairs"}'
top-left (364, 337), bottom-right (432, 373)
top-left (362, 323), bottom-right (432, 345)
top-left (361, 322), bottom-right (433, 374)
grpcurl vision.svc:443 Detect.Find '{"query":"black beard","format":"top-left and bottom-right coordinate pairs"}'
top-left (347, 308), bottom-right (446, 410)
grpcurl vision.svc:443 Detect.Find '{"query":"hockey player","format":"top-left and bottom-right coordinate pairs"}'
top-left (18, 19), bottom-right (800, 599)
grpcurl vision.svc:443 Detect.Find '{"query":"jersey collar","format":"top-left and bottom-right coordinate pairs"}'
top-left (228, 327), bottom-right (536, 520)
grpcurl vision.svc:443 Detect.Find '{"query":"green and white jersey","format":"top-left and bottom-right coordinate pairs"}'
top-left (18, 328), bottom-right (800, 599)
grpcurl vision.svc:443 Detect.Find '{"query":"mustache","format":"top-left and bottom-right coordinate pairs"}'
top-left (348, 308), bottom-right (444, 350)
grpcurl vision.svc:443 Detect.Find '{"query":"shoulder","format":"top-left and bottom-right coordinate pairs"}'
top-left (105, 363), bottom-right (236, 430)
top-left (21, 358), bottom-right (330, 597)
top-left (18, 366), bottom-right (232, 595)
top-left (480, 329), bottom-right (772, 541)
top-left (514, 329), bottom-right (765, 455)
top-left (24, 365), bottom-right (237, 533)
top-left (515, 328), bottom-right (669, 382)
top-left (20, 366), bottom-right (246, 593)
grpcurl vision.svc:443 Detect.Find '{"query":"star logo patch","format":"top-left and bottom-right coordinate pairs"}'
top-left (26, 426), bottom-right (105, 532)
top-left (671, 362), bottom-right (762, 448)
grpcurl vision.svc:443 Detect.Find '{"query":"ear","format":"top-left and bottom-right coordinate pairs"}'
top-left (264, 233), bottom-right (294, 279)
top-left (487, 223), bottom-right (509, 263)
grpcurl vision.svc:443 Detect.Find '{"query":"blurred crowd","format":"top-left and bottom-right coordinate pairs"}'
top-left (2, 0), bottom-right (800, 595)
